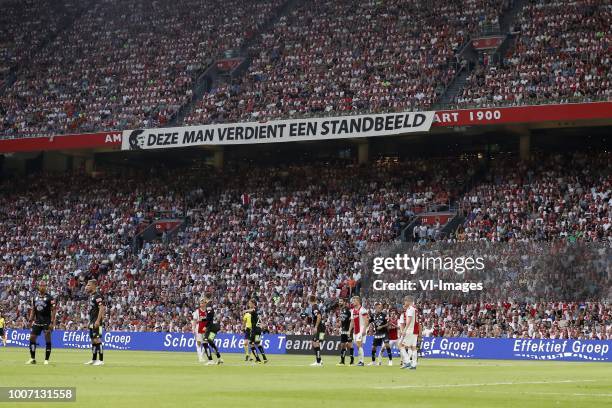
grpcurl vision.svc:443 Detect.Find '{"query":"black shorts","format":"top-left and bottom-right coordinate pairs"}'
top-left (0, 328), bottom-right (5, 336)
top-left (244, 328), bottom-right (251, 340)
top-left (31, 323), bottom-right (50, 336)
top-left (340, 331), bottom-right (352, 343)
top-left (312, 331), bottom-right (325, 342)
top-left (250, 327), bottom-right (262, 344)
top-left (89, 325), bottom-right (103, 340)
top-left (205, 324), bottom-right (218, 341)
top-left (373, 335), bottom-right (389, 347)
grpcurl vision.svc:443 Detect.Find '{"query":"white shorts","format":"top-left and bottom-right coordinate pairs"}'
top-left (402, 334), bottom-right (417, 347)
top-left (353, 332), bottom-right (364, 343)
top-left (195, 332), bottom-right (205, 343)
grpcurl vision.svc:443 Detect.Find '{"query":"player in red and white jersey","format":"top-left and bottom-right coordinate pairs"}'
top-left (400, 295), bottom-right (418, 369)
top-left (387, 309), bottom-right (400, 356)
top-left (348, 295), bottom-right (369, 366)
top-left (191, 298), bottom-right (211, 363)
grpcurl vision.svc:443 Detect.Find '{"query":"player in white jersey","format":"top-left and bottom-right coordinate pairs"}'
top-left (400, 295), bottom-right (418, 369)
top-left (192, 299), bottom-right (210, 363)
top-left (348, 295), bottom-right (369, 366)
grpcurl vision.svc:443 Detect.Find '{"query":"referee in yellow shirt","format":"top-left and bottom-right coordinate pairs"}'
top-left (0, 310), bottom-right (6, 347)
top-left (243, 310), bottom-right (252, 361)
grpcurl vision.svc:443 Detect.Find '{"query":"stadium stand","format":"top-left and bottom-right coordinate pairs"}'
top-left (0, 152), bottom-right (609, 339)
top-left (0, 0), bottom-right (285, 139)
top-left (454, 0), bottom-right (612, 107)
top-left (1, 0), bottom-right (609, 139)
top-left (183, 0), bottom-right (509, 125)
top-left (1, 0), bottom-right (517, 138)
top-left (0, 0), bottom-right (76, 83)
top-left (457, 152), bottom-right (611, 242)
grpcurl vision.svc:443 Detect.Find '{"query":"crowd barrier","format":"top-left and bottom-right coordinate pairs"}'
top-left (4, 329), bottom-right (610, 362)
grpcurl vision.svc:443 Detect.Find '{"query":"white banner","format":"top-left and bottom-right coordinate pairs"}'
top-left (122, 111), bottom-right (435, 150)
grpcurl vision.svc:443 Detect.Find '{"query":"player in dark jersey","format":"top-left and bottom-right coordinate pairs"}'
top-left (337, 298), bottom-right (354, 366)
top-left (369, 302), bottom-right (392, 366)
top-left (84, 279), bottom-right (106, 366)
top-left (308, 295), bottom-right (325, 366)
top-left (26, 280), bottom-right (56, 365)
top-left (245, 299), bottom-right (268, 364)
top-left (203, 295), bottom-right (223, 365)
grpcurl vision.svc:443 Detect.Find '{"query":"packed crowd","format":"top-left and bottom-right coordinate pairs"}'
top-left (1, 0), bottom-right (510, 139)
top-left (0, 153), bottom-right (609, 340)
top-left (184, 0), bottom-right (507, 125)
top-left (0, 0), bottom-right (75, 82)
top-left (417, 301), bottom-right (610, 340)
top-left (455, 0), bottom-right (611, 107)
top-left (457, 152), bottom-right (611, 242)
top-left (0, 157), bottom-right (476, 334)
top-left (0, 0), bottom-right (285, 139)
top-left (2, 0), bottom-right (608, 139)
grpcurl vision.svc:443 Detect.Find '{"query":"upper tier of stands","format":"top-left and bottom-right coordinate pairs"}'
top-left (183, 0), bottom-right (507, 125)
top-left (454, 0), bottom-right (611, 107)
top-left (0, 0), bottom-right (285, 138)
top-left (12, 0), bottom-right (611, 139)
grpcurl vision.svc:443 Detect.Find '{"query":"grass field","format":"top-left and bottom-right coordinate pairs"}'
top-left (0, 348), bottom-right (611, 408)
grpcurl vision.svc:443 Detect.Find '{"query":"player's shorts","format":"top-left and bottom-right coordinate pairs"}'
top-left (31, 323), bottom-right (50, 336)
top-left (195, 332), bottom-right (206, 342)
top-left (373, 334), bottom-right (389, 347)
top-left (340, 331), bottom-right (352, 343)
top-left (0, 328), bottom-right (4, 336)
top-left (250, 327), bottom-right (262, 344)
top-left (205, 324), bottom-right (218, 341)
top-left (88, 325), bottom-right (103, 340)
top-left (312, 330), bottom-right (325, 342)
top-left (402, 334), bottom-right (418, 347)
top-left (353, 332), bottom-right (364, 343)
top-left (244, 329), bottom-right (251, 341)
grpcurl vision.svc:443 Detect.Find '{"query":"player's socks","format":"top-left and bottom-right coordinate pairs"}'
top-left (406, 348), bottom-right (413, 366)
top-left (257, 345), bottom-right (267, 361)
top-left (208, 340), bottom-right (221, 359)
top-left (371, 348), bottom-right (376, 362)
top-left (251, 345), bottom-right (261, 362)
top-left (358, 346), bottom-right (364, 363)
top-left (45, 342), bottom-right (52, 361)
top-left (29, 340), bottom-right (36, 359)
top-left (349, 353), bottom-right (354, 365)
top-left (411, 349), bottom-right (417, 367)
top-left (204, 344), bottom-right (213, 360)
top-left (314, 346), bottom-right (321, 364)
top-left (92, 344), bottom-right (98, 361)
top-left (340, 348), bottom-right (346, 364)
top-left (98, 344), bottom-right (104, 362)
top-left (385, 346), bottom-right (393, 361)
top-left (399, 348), bottom-right (408, 365)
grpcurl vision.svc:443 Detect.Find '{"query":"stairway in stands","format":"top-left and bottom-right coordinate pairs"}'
top-left (433, 0), bottom-right (527, 109)
top-left (434, 69), bottom-right (471, 109)
top-left (170, 0), bottom-right (304, 126)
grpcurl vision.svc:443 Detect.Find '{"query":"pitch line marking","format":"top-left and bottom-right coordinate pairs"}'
top-left (476, 391), bottom-right (612, 398)
top-left (374, 379), bottom-right (597, 390)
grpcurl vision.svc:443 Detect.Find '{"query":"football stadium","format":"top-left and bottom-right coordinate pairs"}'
top-left (0, 0), bottom-right (610, 407)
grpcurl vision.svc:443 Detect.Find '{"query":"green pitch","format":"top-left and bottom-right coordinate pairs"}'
top-left (0, 348), bottom-right (610, 408)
